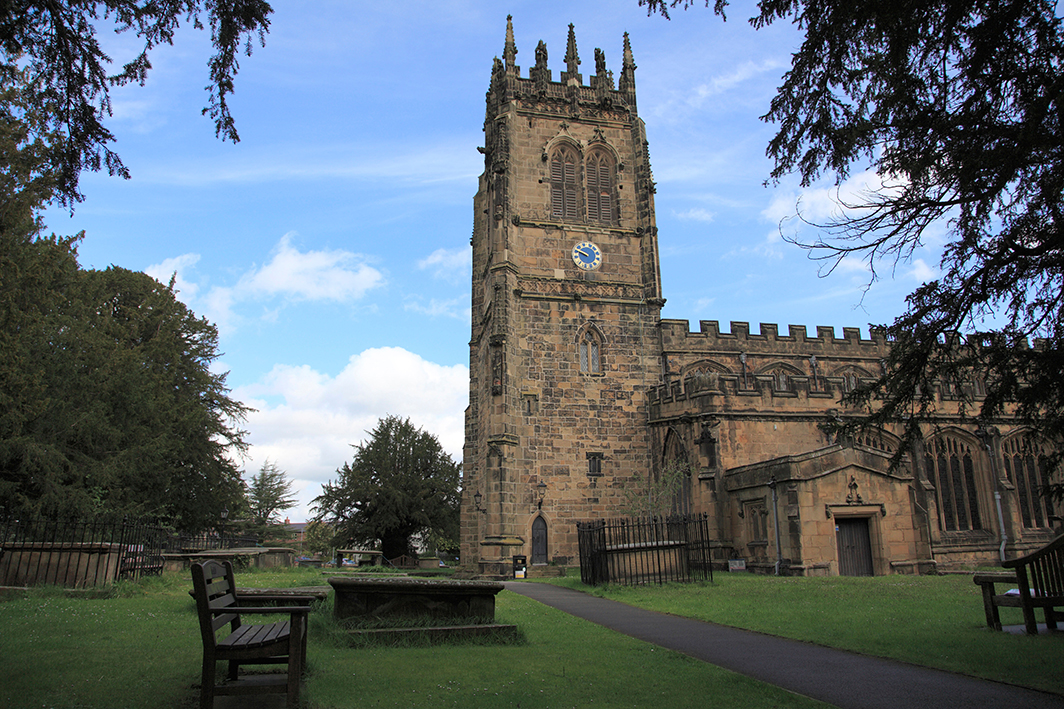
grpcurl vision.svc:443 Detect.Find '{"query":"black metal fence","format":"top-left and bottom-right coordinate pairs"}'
top-left (577, 514), bottom-right (714, 586)
top-left (162, 530), bottom-right (260, 554)
top-left (0, 510), bottom-right (170, 588)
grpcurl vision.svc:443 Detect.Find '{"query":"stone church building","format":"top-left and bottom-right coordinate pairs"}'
top-left (459, 19), bottom-right (1060, 578)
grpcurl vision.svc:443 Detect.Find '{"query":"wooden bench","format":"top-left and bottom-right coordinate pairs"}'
top-left (974, 532), bottom-right (1064, 635)
top-left (191, 560), bottom-right (314, 709)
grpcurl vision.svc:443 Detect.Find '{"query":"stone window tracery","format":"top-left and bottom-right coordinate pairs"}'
top-left (1001, 435), bottom-right (1054, 529)
top-left (744, 500), bottom-right (768, 542)
top-left (925, 434), bottom-right (984, 533)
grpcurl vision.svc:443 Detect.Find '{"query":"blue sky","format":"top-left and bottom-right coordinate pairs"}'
top-left (41, 2), bottom-right (942, 522)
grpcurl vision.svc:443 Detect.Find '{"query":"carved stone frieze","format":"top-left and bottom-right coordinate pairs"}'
top-left (516, 276), bottom-right (643, 301)
top-left (514, 96), bottom-right (631, 123)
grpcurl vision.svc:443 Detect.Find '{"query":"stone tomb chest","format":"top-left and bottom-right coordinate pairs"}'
top-left (328, 576), bottom-right (504, 622)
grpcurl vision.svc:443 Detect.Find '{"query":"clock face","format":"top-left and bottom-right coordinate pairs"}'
top-left (572, 241), bottom-right (602, 271)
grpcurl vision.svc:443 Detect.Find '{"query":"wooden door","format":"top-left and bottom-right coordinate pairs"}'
top-left (836, 517), bottom-right (874, 576)
top-left (531, 516), bottom-right (548, 565)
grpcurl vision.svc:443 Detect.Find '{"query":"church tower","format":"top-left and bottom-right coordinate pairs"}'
top-left (461, 18), bottom-right (665, 576)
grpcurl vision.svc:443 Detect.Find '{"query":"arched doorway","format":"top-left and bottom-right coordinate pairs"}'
top-left (531, 516), bottom-right (548, 564)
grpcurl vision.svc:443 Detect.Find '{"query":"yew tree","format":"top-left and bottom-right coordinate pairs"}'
top-left (312, 416), bottom-right (460, 561)
top-left (644, 0), bottom-right (1064, 488)
top-left (0, 0), bottom-right (272, 206)
top-left (0, 82), bottom-right (250, 527)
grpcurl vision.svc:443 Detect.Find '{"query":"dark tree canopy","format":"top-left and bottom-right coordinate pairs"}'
top-left (0, 106), bottom-right (250, 528)
top-left (0, 0), bottom-right (272, 206)
top-left (312, 416), bottom-right (460, 560)
top-left (0, 251), bottom-right (252, 529)
top-left (643, 0), bottom-right (1064, 485)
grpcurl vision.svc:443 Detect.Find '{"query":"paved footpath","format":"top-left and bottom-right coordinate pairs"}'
top-left (505, 581), bottom-right (1064, 709)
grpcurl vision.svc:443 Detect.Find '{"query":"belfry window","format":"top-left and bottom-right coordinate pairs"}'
top-left (550, 146), bottom-right (579, 220)
top-left (586, 151), bottom-right (614, 224)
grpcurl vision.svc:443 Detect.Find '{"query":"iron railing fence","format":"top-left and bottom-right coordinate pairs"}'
top-left (577, 514), bottom-right (715, 586)
top-left (0, 509), bottom-right (171, 588)
top-left (163, 531), bottom-right (261, 554)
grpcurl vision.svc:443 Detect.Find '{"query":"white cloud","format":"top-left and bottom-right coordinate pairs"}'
top-left (235, 347), bottom-right (469, 522)
top-left (162, 233), bottom-right (386, 333)
top-left (687, 59), bottom-right (787, 107)
top-left (693, 297), bottom-right (716, 312)
top-left (145, 253), bottom-right (202, 300)
top-left (908, 258), bottom-right (938, 283)
top-left (721, 230), bottom-right (785, 260)
top-left (404, 296), bottom-right (468, 319)
top-left (140, 139), bottom-right (482, 187)
top-left (417, 246), bottom-right (471, 283)
top-left (675, 207), bottom-right (715, 223)
top-left (238, 233), bottom-right (384, 301)
top-left (647, 57), bottom-right (788, 126)
top-left (762, 170), bottom-right (905, 226)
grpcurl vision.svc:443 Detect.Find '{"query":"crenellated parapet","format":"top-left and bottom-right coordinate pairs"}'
top-left (658, 319), bottom-right (888, 405)
top-left (651, 318), bottom-right (1025, 421)
top-left (661, 318), bottom-right (887, 354)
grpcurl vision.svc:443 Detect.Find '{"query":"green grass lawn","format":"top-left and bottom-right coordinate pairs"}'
top-left (0, 567), bottom-right (1060, 708)
top-left (0, 568), bottom-right (825, 709)
top-left (546, 570), bottom-right (1064, 695)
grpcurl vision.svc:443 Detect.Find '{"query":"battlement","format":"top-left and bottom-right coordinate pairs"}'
top-left (660, 319), bottom-right (887, 354)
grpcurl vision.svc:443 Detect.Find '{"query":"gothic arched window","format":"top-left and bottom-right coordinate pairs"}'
top-left (550, 146), bottom-right (580, 221)
top-left (1001, 435), bottom-right (1054, 529)
top-left (662, 429), bottom-right (692, 516)
top-left (586, 150), bottom-right (614, 225)
top-left (925, 434), bottom-right (984, 532)
top-left (762, 364), bottom-right (800, 393)
top-left (836, 366), bottom-right (872, 394)
top-left (578, 325), bottom-right (603, 374)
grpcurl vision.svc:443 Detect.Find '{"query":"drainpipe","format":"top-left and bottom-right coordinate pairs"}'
top-left (769, 476), bottom-right (783, 576)
top-left (976, 427), bottom-right (1008, 562)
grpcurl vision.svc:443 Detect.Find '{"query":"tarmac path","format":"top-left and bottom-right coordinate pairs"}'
top-left (504, 581), bottom-right (1064, 709)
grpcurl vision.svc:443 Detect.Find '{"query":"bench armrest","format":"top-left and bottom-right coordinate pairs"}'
top-left (216, 605), bottom-right (313, 615)
top-left (973, 572), bottom-right (1015, 586)
top-left (235, 593), bottom-right (319, 605)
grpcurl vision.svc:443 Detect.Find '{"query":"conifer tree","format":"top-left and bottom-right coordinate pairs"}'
top-left (312, 416), bottom-right (460, 561)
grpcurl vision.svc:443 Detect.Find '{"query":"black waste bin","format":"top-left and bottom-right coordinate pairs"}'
top-left (513, 554), bottom-right (527, 579)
